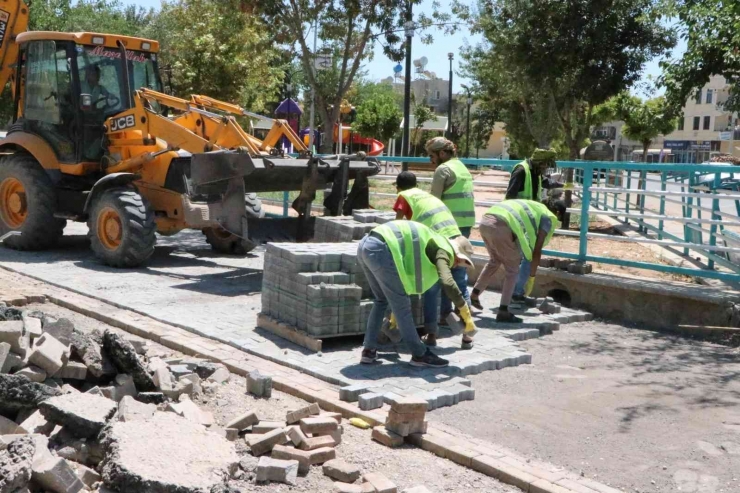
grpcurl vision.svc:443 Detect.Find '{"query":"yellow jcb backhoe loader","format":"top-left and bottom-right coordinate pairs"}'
top-left (0, 0), bottom-right (378, 267)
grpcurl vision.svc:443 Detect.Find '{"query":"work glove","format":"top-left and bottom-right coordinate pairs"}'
top-left (524, 276), bottom-right (536, 297)
top-left (562, 182), bottom-right (574, 190)
top-left (388, 313), bottom-right (397, 331)
top-left (459, 305), bottom-right (478, 336)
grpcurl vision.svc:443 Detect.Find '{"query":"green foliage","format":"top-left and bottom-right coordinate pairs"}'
top-left (660, 0), bottom-right (740, 113)
top-left (462, 0), bottom-right (675, 158)
top-left (241, 0), bottom-right (456, 152)
top-left (353, 86), bottom-right (402, 143)
top-left (412, 103), bottom-right (437, 156)
top-left (148, 0), bottom-right (281, 112)
top-left (612, 92), bottom-right (677, 160)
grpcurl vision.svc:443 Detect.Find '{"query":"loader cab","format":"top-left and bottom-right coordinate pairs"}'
top-left (14, 32), bottom-right (162, 169)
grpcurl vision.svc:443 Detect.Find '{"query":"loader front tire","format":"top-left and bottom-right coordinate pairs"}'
top-left (202, 193), bottom-right (263, 255)
top-left (0, 153), bottom-right (64, 250)
top-left (88, 188), bottom-right (156, 268)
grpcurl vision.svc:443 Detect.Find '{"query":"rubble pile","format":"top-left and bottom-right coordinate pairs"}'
top-left (261, 242), bottom-right (424, 338)
top-left (0, 305), bottom-right (240, 493)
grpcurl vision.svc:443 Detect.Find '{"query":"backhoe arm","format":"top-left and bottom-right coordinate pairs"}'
top-left (0, 0), bottom-right (29, 97)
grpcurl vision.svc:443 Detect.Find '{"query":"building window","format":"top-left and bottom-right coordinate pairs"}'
top-left (706, 89), bottom-right (713, 104)
top-left (695, 90), bottom-right (702, 104)
top-left (434, 90), bottom-right (440, 100)
top-left (703, 116), bottom-right (711, 130)
top-left (693, 116), bottom-right (700, 130)
top-left (677, 116), bottom-right (684, 131)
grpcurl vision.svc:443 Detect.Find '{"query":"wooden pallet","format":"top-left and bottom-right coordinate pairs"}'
top-left (256, 313), bottom-right (364, 352)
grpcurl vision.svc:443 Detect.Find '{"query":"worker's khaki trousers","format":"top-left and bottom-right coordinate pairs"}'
top-left (473, 214), bottom-right (522, 306)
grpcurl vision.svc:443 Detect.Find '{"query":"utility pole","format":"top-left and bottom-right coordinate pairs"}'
top-left (446, 53), bottom-right (454, 140)
top-left (308, 21), bottom-right (317, 152)
top-left (401, 1), bottom-right (413, 171)
top-left (462, 84), bottom-right (472, 157)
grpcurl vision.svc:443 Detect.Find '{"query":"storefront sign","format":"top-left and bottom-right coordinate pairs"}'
top-left (664, 140), bottom-right (689, 150)
top-left (719, 131), bottom-right (733, 141)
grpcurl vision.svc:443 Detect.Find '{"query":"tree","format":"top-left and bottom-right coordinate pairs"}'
top-left (661, 0), bottom-right (740, 113)
top-left (147, 0), bottom-right (281, 112)
top-left (470, 106), bottom-right (497, 158)
top-left (412, 103), bottom-right (437, 156)
top-left (613, 92), bottom-right (677, 163)
top-left (353, 87), bottom-right (402, 143)
top-left (241, 0), bottom-right (454, 152)
top-left (462, 0), bottom-right (675, 159)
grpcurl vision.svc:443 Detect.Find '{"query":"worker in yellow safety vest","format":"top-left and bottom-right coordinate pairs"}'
top-left (470, 199), bottom-right (565, 323)
top-left (504, 148), bottom-right (564, 311)
top-left (357, 220), bottom-right (477, 367)
top-left (393, 171), bottom-right (473, 348)
top-left (426, 137), bottom-right (475, 235)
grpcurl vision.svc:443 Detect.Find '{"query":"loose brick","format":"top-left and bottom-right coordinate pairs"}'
top-left (372, 427), bottom-right (404, 448)
top-left (358, 392), bottom-right (384, 411)
top-left (253, 421), bottom-right (286, 434)
top-left (225, 411), bottom-right (259, 431)
top-left (286, 425), bottom-right (309, 447)
top-left (385, 420), bottom-right (427, 437)
top-left (248, 428), bottom-right (288, 456)
top-left (247, 370), bottom-right (272, 398)
top-left (390, 396), bottom-right (428, 414)
top-left (386, 409), bottom-right (426, 424)
top-left (300, 416), bottom-right (338, 435)
top-left (271, 444), bottom-right (310, 474)
top-left (14, 364), bottom-right (47, 383)
top-left (286, 405), bottom-right (314, 425)
top-left (255, 456), bottom-right (298, 485)
top-left (333, 483), bottom-right (364, 493)
top-left (28, 333), bottom-right (69, 376)
top-left (299, 435), bottom-right (336, 451)
top-left (32, 457), bottom-right (85, 493)
top-left (57, 361), bottom-right (87, 380)
top-left (339, 383), bottom-right (371, 402)
top-left (363, 472), bottom-right (398, 493)
top-left (323, 459), bottom-right (361, 483)
top-left (0, 321), bottom-right (25, 354)
top-left (322, 411), bottom-right (343, 423)
top-left (308, 446), bottom-right (336, 465)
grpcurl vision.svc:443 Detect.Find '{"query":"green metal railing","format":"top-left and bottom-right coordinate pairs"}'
top-left (267, 156), bottom-right (740, 283)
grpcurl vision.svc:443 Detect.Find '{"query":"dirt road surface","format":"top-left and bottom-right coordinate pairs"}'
top-left (430, 321), bottom-right (740, 492)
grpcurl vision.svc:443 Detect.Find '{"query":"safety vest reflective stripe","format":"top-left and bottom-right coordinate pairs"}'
top-left (399, 188), bottom-right (461, 239)
top-left (496, 203), bottom-right (536, 254)
top-left (439, 159), bottom-right (475, 228)
top-left (373, 220), bottom-right (455, 295)
top-left (408, 222), bottom-right (423, 293)
top-left (416, 205), bottom-right (449, 223)
top-left (513, 160), bottom-right (542, 200)
top-left (486, 199), bottom-right (555, 261)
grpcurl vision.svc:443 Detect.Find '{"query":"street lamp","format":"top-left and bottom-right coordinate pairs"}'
top-left (446, 53), bottom-right (453, 140)
top-left (401, 4), bottom-right (415, 170)
top-left (461, 84), bottom-right (472, 158)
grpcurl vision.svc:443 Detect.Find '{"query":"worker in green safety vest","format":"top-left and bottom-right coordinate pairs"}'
top-left (469, 199), bottom-right (566, 323)
top-left (392, 171), bottom-right (473, 348)
top-left (426, 137), bottom-right (476, 235)
top-left (357, 220), bottom-right (477, 367)
top-left (505, 148), bottom-right (565, 311)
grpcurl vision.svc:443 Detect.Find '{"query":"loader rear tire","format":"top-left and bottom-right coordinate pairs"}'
top-left (88, 188), bottom-right (156, 268)
top-left (0, 153), bottom-right (64, 250)
top-left (202, 193), bottom-right (263, 254)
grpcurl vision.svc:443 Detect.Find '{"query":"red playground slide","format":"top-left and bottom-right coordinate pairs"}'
top-left (334, 125), bottom-right (385, 156)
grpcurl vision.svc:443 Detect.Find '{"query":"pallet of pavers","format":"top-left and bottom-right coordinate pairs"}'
top-left (259, 241), bottom-right (423, 352)
top-left (313, 209), bottom-right (396, 242)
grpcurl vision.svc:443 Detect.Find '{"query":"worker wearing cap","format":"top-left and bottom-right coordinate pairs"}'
top-left (426, 137), bottom-right (475, 236)
top-left (499, 148), bottom-right (564, 311)
top-left (393, 171), bottom-right (473, 348)
top-left (357, 220), bottom-right (477, 367)
top-left (470, 200), bottom-right (565, 323)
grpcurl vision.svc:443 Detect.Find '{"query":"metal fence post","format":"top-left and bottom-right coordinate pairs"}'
top-left (579, 164), bottom-right (593, 262)
top-left (708, 173), bottom-right (720, 270)
top-left (658, 171), bottom-right (666, 240)
top-left (282, 191), bottom-right (289, 217)
top-left (625, 170), bottom-right (631, 224)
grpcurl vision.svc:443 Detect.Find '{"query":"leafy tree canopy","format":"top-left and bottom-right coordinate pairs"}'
top-left (353, 83), bottom-right (402, 143)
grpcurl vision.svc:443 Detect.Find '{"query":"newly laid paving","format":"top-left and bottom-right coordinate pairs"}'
top-left (0, 224), bottom-right (591, 409)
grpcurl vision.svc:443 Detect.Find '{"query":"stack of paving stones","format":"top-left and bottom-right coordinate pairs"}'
top-left (372, 396), bottom-right (429, 449)
top-left (262, 243), bottom-right (423, 339)
top-left (313, 209), bottom-right (396, 242)
top-left (0, 304), bottom-right (242, 493)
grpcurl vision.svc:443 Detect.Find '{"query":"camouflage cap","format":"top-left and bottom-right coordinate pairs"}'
top-left (531, 148), bottom-right (557, 162)
top-left (425, 137), bottom-right (456, 154)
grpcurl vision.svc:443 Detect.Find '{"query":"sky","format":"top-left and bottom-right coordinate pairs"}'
top-left (122, 0), bottom-right (686, 95)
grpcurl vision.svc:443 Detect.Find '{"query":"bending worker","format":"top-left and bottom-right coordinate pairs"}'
top-left (357, 220), bottom-right (477, 367)
top-left (393, 171), bottom-right (473, 348)
top-left (470, 199), bottom-right (565, 323)
top-left (426, 136), bottom-right (476, 317)
top-left (502, 148), bottom-right (563, 310)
